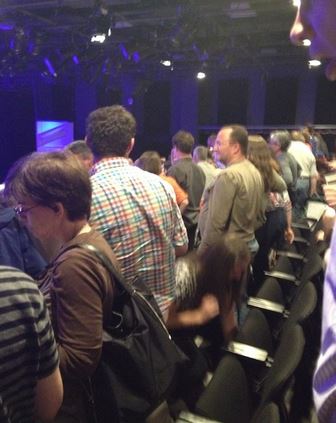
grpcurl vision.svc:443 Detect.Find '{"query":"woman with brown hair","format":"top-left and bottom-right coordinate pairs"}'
top-left (167, 233), bottom-right (250, 342)
top-left (247, 135), bottom-right (293, 290)
top-left (5, 151), bottom-right (117, 423)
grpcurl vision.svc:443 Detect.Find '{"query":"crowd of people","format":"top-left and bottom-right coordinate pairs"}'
top-left (0, 0), bottom-right (336, 421)
top-left (0, 105), bottom-right (333, 422)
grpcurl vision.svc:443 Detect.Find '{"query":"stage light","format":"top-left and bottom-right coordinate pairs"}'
top-left (197, 71), bottom-right (206, 79)
top-left (160, 60), bottom-right (172, 67)
top-left (302, 39), bottom-right (311, 47)
top-left (91, 33), bottom-right (106, 43)
top-left (44, 57), bottom-right (57, 77)
top-left (308, 59), bottom-right (321, 68)
top-left (0, 23), bottom-right (14, 31)
top-left (119, 43), bottom-right (130, 60)
top-left (292, 0), bottom-right (300, 7)
top-left (72, 55), bottom-right (80, 65)
top-left (132, 51), bottom-right (140, 63)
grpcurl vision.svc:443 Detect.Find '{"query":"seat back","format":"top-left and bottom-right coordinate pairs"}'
top-left (272, 255), bottom-right (295, 276)
top-left (195, 354), bottom-right (251, 423)
top-left (300, 251), bottom-right (324, 284)
top-left (236, 309), bottom-right (274, 355)
top-left (253, 278), bottom-right (285, 335)
top-left (251, 402), bottom-right (280, 423)
top-left (257, 277), bottom-right (285, 305)
top-left (284, 281), bottom-right (317, 331)
top-left (260, 324), bottom-right (305, 407)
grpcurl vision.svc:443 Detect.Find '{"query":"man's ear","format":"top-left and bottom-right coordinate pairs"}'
top-left (52, 202), bottom-right (65, 217)
top-left (126, 138), bottom-right (135, 156)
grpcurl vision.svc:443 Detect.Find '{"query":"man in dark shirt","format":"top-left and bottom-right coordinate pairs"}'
top-left (168, 130), bottom-right (205, 249)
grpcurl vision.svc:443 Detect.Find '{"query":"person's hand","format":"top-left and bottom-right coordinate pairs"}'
top-left (321, 206), bottom-right (336, 240)
top-left (199, 294), bottom-right (220, 322)
top-left (323, 185), bottom-right (336, 209)
top-left (284, 227), bottom-right (295, 244)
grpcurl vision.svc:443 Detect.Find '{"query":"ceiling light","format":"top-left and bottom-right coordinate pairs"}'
top-left (91, 33), bottom-right (106, 43)
top-left (197, 71), bottom-right (206, 80)
top-left (308, 59), bottom-right (321, 67)
top-left (72, 55), bottom-right (80, 65)
top-left (292, 0), bottom-right (300, 6)
top-left (0, 22), bottom-right (14, 31)
top-left (302, 39), bottom-right (311, 47)
top-left (119, 43), bottom-right (130, 60)
top-left (160, 60), bottom-right (171, 67)
top-left (132, 51), bottom-right (140, 63)
top-left (44, 57), bottom-right (57, 77)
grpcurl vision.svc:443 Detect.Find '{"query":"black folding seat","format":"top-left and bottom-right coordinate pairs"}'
top-left (195, 354), bottom-right (251, 423)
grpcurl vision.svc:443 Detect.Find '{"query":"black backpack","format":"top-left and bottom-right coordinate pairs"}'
top-left (71, 243), bottom-right (187, 423)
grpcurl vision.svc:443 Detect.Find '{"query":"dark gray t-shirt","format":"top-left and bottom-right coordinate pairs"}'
top-left (168, 158), bottom-right (206, 228)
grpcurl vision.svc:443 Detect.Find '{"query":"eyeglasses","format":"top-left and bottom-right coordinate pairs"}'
top-left (13, 204), bottom-right (39, 216)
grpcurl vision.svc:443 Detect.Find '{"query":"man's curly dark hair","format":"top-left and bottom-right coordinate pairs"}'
top-left (86, 105), bottom-right (136, 158)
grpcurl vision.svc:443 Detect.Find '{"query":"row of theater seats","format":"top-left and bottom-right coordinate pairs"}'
top-left (182, 213), bottom-right (326, 422)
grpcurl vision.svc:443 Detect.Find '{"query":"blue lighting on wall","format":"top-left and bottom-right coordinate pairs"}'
top-left (36, 120), bottom-right (74, 152)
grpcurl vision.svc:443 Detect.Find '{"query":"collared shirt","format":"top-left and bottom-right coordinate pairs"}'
top-left (90, 157), bottom-right (188, 314)
top-left (198, 159), bottom-right (264, 255)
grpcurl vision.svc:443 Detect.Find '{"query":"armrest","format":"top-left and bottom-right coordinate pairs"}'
top-left (292, 222), bottom-right (310, 230)
top-left (177, 411), bottom-right (222, 423)
top-left (225, 341), bottom-right (269, 362)
top-left (276, 251), bottom-right (307, 262)
top-left (264, 270), bottom-right (298, 284)
top-left (247, 297), bottom-right (285, 314)
top-left (293, 236), bottom-right (310, 246)
top-left (306, 219), bottom-right (318, 231)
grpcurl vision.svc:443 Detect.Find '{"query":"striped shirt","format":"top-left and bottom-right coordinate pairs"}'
top-left (90, 157), bottom-right (188, 315)
top-left (0, 266), bottom-right (59, 423)
top-left (313, 226), bottom-right (336, 422)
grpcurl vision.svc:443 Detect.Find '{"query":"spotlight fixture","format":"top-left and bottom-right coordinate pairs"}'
top-left (308, 59), bottom-right (321, 68)
top-left (160, 59), bottom-right (172, 67)
top-left (44, 57), bottom-right (57, 77)
top-left (91, 33), bottom-right (106, 43)
top-left (119, 43), bottom-right (130, 60)
top-left (196, 71), bottom-right (206, 80)
top-left (132, 51), bottom-right (140, 63)
top-left (0, 23), bottom-right (14, 31)
top-left (90, 4), bottom-right (111, 45)
top-left (72, 55), bottom-right (80, 65)
top-left (302, 39), bottom-right (311, 47)
top-left (292, 0), bottom-right (300, 6)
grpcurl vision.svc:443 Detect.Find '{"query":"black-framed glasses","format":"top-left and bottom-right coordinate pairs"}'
top-left (13, 204), bottom-right (39, 216)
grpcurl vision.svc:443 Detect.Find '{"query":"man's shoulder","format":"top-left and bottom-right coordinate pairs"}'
top-left (221, 159), bottom-right (254, 175)
top-left (0, 266), bottom-right (35, 285)
top-left (219, 160), bottom-right (262, 185)
top-left (0, 266), bottom-right (40, 305)
top-left (93, 164), bottom-right (174, 201)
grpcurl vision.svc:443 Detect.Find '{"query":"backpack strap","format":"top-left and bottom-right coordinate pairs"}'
top-left (61, 242), bottom-right (165, 322)
top-left (61, 242), bottom-right (134, 295)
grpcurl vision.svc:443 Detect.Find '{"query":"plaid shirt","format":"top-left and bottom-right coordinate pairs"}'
top-left (90, 157), bottom-right (188, 314)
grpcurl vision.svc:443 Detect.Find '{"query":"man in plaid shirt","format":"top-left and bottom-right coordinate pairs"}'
top-left (86, 105), bottom-right (188, 318)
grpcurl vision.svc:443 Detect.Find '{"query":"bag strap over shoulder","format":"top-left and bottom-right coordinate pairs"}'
top-left (61, 242), bottom-right (134, 295)
top-left (62, 242), bottom-right (166, 322)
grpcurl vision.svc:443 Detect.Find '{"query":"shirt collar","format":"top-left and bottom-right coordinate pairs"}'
top-left (90, 157), bottom-right (130, 176)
